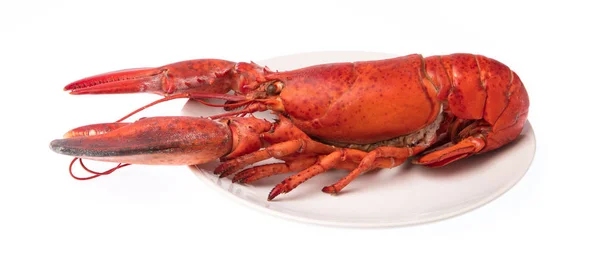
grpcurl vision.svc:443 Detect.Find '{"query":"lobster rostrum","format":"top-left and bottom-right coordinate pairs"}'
top-left (50, 53), bottom-right (529, 200)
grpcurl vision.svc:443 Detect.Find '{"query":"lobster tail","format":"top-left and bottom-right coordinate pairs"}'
top-left (413, 54), bottom-right (529, 166)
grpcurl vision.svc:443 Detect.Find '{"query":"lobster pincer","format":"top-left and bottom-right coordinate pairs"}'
top-left (63, 59), bottom-right (267, 97)
top-left (50, 115), bottom-right (296, 166)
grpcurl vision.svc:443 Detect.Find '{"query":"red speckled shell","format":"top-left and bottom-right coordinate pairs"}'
top-left (274, 54), bottom-right (440, 144)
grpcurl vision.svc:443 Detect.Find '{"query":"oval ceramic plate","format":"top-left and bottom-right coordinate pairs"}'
top-left (182, 51), bottom-right (536, 228)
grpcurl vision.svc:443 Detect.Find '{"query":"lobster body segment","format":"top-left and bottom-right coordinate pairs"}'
top-left (421, 54), bottom-right (529, 152)
top-left (272, 54), bottom-right (441, 144)
top-left (51, 53), bottom-right (529, 200)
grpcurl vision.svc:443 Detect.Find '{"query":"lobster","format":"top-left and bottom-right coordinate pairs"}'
top-left (49, 53), bottom-right (529, 200)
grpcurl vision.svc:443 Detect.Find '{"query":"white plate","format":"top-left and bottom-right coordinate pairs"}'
top-left (182, 51), bottom-right (536, 228)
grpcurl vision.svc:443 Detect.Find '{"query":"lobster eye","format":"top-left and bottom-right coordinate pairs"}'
top-left (266, 82), bottom-right (283, 95)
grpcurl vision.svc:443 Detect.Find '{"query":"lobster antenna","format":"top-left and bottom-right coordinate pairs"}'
top-left (195, 99), bottom-right (254, 109)
top-left (115, 93), bottom-right (249, 122)
top-left (208, 102), bottom-right (266, 119)
top-left (69, 158), bottom-right (130, 180)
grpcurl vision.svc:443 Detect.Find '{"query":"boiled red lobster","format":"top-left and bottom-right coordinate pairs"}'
top-left (50, 53), bottom-right (529, 200)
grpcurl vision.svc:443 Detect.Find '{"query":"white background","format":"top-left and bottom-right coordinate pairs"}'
top-left (1, 0), bottom-right (598, 260)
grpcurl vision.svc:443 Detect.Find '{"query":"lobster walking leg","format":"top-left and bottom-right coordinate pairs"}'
top-left (238, 143), bottom-right (429, 200)
top-left (215, 116), bottom-right (338, 177)
top-left (413, 136), bottom-right (486, 167)
top-left (232, 154), bottom-right (366, 184)
top-left (215, 138), bottom-right (335, 178)
top-left (322, 146), bottom-right (426, 194)
top-left (231, 156), bottom-right (318, 183)
top-left (323, 147), bottom-right (412, 194)
top-left (215, 139), bottom-right (305, 177)
top-left (266, 148), bottom-right (416, 199)
top-left (268, 150), bottom-right (346, 200)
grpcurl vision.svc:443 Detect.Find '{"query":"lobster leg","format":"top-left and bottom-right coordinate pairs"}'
top-left (412, 136), bottom-right (486, 167)
top-left (232, 155), bottom-right (362, 184)
top-left (215, 116), bottom-right (337, 177)
top-left (247, 144), bottom-right (430, 200)
top-left (232, 156), bottom-right (318, 183)
top-left (266, 148), bottom-right (404, 200)
top-left (236, 145), bottom-right (429, 200)
top-left (322, 146), bottom-right (426, 194)
top-left (215, 139), bottom-right (305, 177)
top-left (215, 138), bottom-right (336, 177)
top-left (267, 150), bottom-right (347, 200)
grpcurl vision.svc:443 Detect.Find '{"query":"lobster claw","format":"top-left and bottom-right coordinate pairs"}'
top-left (63, 59), bottom-right (243, 96)
top-left (49, 117), bottom-right (233, 165)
